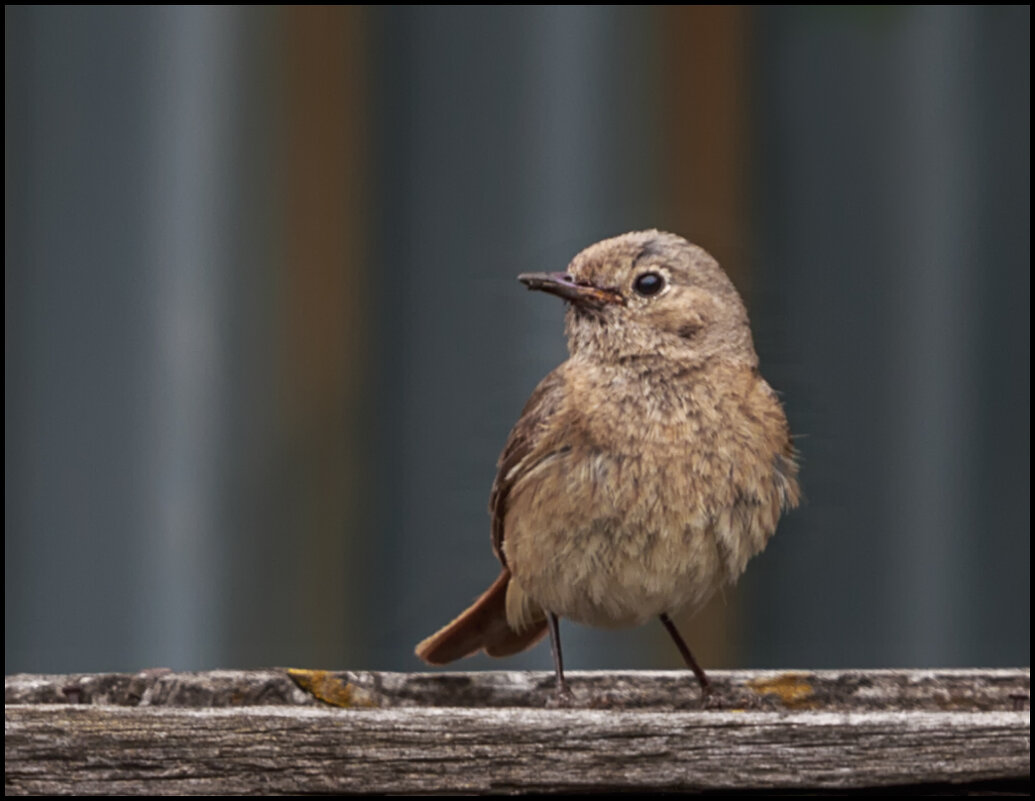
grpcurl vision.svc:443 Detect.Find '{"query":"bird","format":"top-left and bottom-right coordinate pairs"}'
top-left (415, 229), bottom-right (800, 699)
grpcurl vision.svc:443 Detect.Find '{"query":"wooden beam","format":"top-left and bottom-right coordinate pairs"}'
top-left (6, 669), bottom-right (1029, 795)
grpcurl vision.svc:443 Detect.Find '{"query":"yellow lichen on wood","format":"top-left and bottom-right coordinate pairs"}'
top-left (287, 669), bottom-right (376, 708)
top-left (747, 672), bottom-right (818, 709)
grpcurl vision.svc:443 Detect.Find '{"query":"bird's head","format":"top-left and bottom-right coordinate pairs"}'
top-left (519, 230), bottom-right (758, 368)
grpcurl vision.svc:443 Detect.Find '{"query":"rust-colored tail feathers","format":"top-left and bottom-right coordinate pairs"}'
top-left (415, 569), bottom-right (547, 665)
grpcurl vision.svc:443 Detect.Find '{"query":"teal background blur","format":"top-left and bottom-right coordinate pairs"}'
top-left (6, 6), bottom-right (1029, 674)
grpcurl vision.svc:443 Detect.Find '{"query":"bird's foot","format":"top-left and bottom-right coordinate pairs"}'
top-left (546, 682), bottom-right (575, 708)
top-left (701, 682), bottom-right (725, 710)
top-left (694, 674), bottom-right (719, 708)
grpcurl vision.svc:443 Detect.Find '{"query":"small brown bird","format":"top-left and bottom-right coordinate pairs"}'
top-left (415, 230), bottom-right (799, 698)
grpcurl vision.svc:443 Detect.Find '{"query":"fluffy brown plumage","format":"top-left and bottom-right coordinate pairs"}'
top-left (416, 230), bottom-right (799, 695)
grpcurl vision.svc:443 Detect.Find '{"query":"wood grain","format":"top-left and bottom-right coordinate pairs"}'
top-left (5, 669), bottom-right (1029, 795)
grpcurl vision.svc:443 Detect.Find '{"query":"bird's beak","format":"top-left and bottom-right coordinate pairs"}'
top-left (517, 272), bottom-right (624, 308)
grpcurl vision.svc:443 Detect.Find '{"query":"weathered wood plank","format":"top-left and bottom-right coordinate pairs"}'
top-left (5, 669), bottom-right (1029, 795)
top-left (7, 668), bottom-right (1029, 711)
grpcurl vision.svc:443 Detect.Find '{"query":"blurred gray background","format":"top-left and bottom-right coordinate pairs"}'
top-left (6, 6), bottom-right (1029, 675)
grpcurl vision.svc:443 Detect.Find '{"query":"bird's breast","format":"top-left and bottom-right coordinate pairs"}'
top-left (500, 367), bottom-right (794, 628)
top-left (502, 447), bottom-right (734, 628)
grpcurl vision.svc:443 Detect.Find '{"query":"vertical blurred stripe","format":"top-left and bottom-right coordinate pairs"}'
top-left (891, 7), bottom-right (979, 664)
top-left (656, 6), bottom-right (752, 669)
top-left (276, 6), bottom-right (368, 666)
top-left (660, 6), bottom-right (752, 291)
top-left (139, 6), bottom-right (239, 668)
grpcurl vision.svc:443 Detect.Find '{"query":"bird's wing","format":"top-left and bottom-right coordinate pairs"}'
top-left (490, 365), bottom-right (571, 565)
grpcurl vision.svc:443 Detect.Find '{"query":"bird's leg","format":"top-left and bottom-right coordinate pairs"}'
top-left (547, 612), bottom-right (572, 703)
top-left (659, 613), bottom-right (712, 696)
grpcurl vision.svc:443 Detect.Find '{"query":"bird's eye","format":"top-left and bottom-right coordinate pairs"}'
top-left (633, 272), bottom-right (665, 297)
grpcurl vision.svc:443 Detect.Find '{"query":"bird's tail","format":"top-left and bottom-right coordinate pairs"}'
top-left (415, 569), bottom-right (548, 665)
